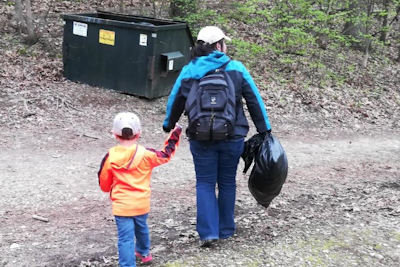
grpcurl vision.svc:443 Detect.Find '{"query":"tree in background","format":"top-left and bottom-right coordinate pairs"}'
top-left (226, 0), bottom-right (400, 67)
top-left (341, 0), bottom-right (400, 66)
top-left (119, 0), bottom-right (125, 13)
top-left (379, 0), bottom-right (390, 43)
top-left (169, 0), bottom-right (197, 18)
top-left (13, 0), bottom-right (38, 44)
top-left (390, 2), bottom-right (400, 62)
top-left (8, 0), bottom-right (400, 65)
top-left (342, 0), bottom-right (365, 46)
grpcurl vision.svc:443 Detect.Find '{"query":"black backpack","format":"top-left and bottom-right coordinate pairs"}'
top-left (185, 61), bottom-right (236, 141)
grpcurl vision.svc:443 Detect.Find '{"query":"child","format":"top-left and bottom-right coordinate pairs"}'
top-left (98, 112), bottom-right (181, 266)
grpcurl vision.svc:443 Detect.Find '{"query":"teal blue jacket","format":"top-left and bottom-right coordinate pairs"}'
top-left (163, 51), bottom-right (271, 137)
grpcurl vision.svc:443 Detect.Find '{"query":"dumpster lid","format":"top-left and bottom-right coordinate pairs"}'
top-left (62, 10), bottom-right (194, 45)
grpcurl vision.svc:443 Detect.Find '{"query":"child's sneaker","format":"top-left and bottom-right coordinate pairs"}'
top-left (135, 251), bottom-right (153, 265)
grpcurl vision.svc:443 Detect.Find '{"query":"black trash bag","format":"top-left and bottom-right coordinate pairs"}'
top-left (241, 133), bottom-right (288, 208)
top-left (241, 133), bottom-right (265, 173)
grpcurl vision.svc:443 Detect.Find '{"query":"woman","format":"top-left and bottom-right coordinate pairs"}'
top-left (163, 26), bottom-right (272, 247)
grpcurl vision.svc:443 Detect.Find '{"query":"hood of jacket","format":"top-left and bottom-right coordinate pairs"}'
top-left (184, 51), bottom-right (231, 79)
top-left (108, 144), bottom-right (144, 170)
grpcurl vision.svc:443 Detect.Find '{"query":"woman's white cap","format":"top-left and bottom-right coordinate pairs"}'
top-left (112, 112), bottom-right (141, 136)
top-left (197, 26), bottom-right (231, 44)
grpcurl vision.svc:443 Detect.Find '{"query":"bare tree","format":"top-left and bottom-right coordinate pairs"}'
top-left (13, 0), bottom-right (39, 44)
top-left (379, 0), bottom-right (390, 43)
top-left (119, 0), bottom-right (125, 13)
top-left (342, 0), bottom-right (365, 40)
top-left (169, 0), bottom-right (197, 18)
top-left (391, 3), bottom-right (400, 62)
top-left (397, 45), bottom-right (400, 62)
top-left (361, 1), bottom-right (374, 68)
top-left (149, 0), bottom-right (169, 18)
top-left (14, 0), bottom-right (24, 32)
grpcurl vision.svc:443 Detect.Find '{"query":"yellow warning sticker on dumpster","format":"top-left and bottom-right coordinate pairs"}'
top-left (99, 29), bottom-right (115, 46)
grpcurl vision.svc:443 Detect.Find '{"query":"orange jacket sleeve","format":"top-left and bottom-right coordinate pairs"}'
top-left (146, 126), bottom-right (182, 167)
top-left (98, 153), bottom-right (113, 192)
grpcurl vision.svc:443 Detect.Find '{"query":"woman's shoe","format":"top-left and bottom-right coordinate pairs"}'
top-left (200, 239), bottom-right (218, 248)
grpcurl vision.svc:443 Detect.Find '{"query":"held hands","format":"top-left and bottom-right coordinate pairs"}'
top-left (167, 123), bottom-right (182, 143)
top-left (174, 123), bottom-right (182, 131)
top-left (172, 124), bottom-right (183, 136)
top-left (163, 123), bottom-right (182, 133)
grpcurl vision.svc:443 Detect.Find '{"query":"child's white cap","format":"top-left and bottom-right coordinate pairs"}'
top-left (112, 112), bottom-right (141, 137)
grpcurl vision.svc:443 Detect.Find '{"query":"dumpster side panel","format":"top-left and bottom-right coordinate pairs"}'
top-left (149, 28), bottom-right (192, 98)
top-left (111, 27), bottom-right (153, 96)
top-left (63, 20), bottom-right (154, 97)
top-left (62, 13), bottom-right (193, 99)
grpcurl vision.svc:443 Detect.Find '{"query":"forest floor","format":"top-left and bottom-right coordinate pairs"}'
top-left (1, 0), bottom-right (400, 266)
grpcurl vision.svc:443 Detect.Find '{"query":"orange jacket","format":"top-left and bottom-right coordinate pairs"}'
top-left (98, 127), bottom-right (181, 216)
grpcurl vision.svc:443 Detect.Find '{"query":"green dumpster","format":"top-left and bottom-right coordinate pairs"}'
top-left (62, 11), bottom-right (194, 99)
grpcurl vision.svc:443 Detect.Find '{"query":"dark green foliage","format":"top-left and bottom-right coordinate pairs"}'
top-left (172, 0), bottom-right (399, 87)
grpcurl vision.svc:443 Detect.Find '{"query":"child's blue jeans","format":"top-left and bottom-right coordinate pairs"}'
top-left (115, 214), bottom-right (150, 267)
top-left (189, 138), bottom-right (244, 241)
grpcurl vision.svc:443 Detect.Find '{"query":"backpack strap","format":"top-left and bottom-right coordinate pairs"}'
top-left (205, 60), bottom-right (231, 75)
top-left (218, 59), bottom-right (231, 70)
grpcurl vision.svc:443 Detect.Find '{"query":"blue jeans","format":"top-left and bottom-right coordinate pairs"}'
top-left (114, 214), bottom-right (150, 267)
top-left (189, 138), bottom-right (244, 240)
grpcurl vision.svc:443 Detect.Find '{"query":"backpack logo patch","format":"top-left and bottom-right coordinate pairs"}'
top-left (210, 96), bottom-right (217, 105)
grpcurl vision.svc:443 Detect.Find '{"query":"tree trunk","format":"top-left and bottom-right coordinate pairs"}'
top-left (343, 0), bottom-right (376, 52)
top-left (13, 0), bottom-right (38, 43)
top-left (342, 0), bottom-right (364, 38)
top-left (152, 0), bottom-right (157, 17)
top-left (119, 0), bottom-right (125, 13)
top-left (24, 0), bottom-right (36, 40)
top-left (169, 0), bottom-right (197, 18)
top-left (13, 0), bottom-right (25, 33)
top-left (379, 0), bottom-right (389, 43)
top-left (361, 1), bottom-right (374, 67)
top-left (397, 45), bottom-right (400, 63)
top-left (362, 41), bottom-right (371, 68)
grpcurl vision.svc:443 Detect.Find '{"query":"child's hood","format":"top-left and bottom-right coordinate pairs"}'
top-left (108, 144), bottom-right (144, 170)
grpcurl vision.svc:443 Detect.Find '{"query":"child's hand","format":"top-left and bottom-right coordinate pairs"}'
top-left (171, 124), bottom-right (182, 137)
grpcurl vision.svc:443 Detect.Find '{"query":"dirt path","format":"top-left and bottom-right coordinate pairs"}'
top-left (1, 127), bottom-right (399, 266)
